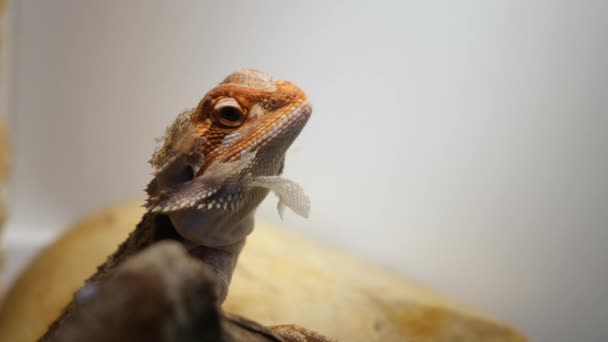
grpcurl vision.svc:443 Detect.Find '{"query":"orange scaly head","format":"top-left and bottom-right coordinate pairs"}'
top-left (146, 69), bottom-right (312, 247)
top-left (191, 69), bottom-right (311, 175)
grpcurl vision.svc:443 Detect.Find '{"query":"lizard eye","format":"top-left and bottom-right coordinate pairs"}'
top-left (212, 98), bottom-right (246, 128)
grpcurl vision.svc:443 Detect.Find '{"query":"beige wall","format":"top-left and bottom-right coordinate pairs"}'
top-left (0, 0), bottom-right (8, 289)
top-left (4, 1), bottom-right (608, 341)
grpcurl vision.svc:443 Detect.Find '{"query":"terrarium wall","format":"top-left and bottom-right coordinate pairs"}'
top-left (0, 0), bottom-right (8, 291)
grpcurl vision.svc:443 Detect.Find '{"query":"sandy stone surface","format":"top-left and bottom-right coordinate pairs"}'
top-left (0, 200), bottom-right (525, 341)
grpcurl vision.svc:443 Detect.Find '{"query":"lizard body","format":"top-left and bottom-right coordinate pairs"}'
top-left (42, 70), bottom-right (317, 340)
top-left (50, 241), bottom-right (332, 342)
top-left (145, 69), bottom-right (312, 301)
top-left (146, 69), bottom-right (311, 247)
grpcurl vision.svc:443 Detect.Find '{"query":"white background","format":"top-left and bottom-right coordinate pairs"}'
top-left (4, 1), bottom-right (608, 341)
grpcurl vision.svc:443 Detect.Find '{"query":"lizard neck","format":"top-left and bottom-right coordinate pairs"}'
top-left (168, 185), bottom-right (270, 248)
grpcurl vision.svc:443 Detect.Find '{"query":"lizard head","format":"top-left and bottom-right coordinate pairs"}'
top-left (192, 69), bottom-right (311, 176)
top-left (146, 69), bottom-right (311, 247)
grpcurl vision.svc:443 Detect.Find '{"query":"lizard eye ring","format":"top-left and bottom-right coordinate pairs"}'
top-left (212, 98), bottom-right (247, 128)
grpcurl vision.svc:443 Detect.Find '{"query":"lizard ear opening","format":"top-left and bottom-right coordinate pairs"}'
top-left (183, 164), bottom-right (195, 181)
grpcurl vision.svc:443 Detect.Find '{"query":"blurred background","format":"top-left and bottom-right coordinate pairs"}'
top-left (1, 1), bottom-right (607, 341)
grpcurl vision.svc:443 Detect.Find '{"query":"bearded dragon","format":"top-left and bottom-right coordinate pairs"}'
top-left (42, 70), bottom-right (330, 341)
top-left (145, 69), bottom-right (312, 301)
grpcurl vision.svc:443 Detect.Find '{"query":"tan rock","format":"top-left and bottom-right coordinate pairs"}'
top-left (0, 201), bottom-right (140, 342)
top-left (0, 200), bottom-right (525, 341)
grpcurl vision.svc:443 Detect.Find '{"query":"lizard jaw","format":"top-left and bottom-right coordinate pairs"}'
top-left (215, 98), bottom-right (312, 165)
